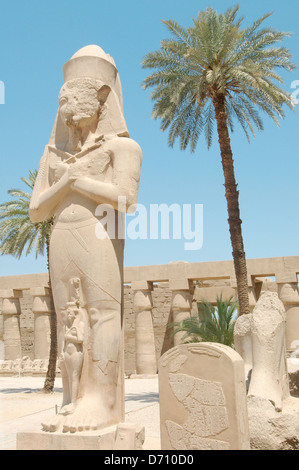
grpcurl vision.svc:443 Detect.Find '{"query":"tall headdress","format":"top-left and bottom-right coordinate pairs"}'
top-left (49, 45), bottom-right (129, 148)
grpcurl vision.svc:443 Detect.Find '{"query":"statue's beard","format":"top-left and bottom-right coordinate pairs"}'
top-left (67, 123), bottom-right (82, 153)
top-left (65, 109), bottom-right (101, 153)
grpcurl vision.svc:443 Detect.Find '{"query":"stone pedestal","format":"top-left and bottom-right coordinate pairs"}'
top-left (0, 289), bottom-right (22, 361)
top-left (17, 423), bottom-right (145, 450)
top-left (132, 280), bottom-right (156, 375)
top-left (30, 287), bottom-right (51, 360)
top-left (276, 272), bottom-right (299, 352)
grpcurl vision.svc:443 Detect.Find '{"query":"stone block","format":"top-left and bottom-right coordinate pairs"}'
top-left (158, 342), bottom-right (250, 450)
top-left (17, 423), bottom-right (145, 450)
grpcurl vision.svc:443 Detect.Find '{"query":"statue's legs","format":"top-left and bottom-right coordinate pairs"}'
top-left (63, 294), bottom-right (122, 432)
top-left (44, 219), bottom-right (124, 432)
top-left (41, 278), bottom-right (71, 431)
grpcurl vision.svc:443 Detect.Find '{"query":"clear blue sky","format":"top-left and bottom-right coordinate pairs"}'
top-left (0, 0), bottom-right (298, 276)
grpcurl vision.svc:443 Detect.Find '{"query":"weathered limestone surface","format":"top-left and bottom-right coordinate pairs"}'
top-left (234, 314), bottom-right (253, 389)
top-left (158, 343), bottom-right (250, 450)
top-left (248, 396), bottom-right (299, 450)
top-left (248, 291), bottom-right (289, 411)
top-left (17, 44), bottom-right (144, 449)
top-left (17, 423), bottom-right (145, 450)
top-left (235, 291), bottom-right (299, 450)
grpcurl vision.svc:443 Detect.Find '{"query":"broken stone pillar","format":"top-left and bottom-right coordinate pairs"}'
top-left (170, 278), bottom-right (194, 346)
top-left (132, 280), bottom-right (156, 375)
top-left (276, 272), bottom-right (299, 352)
top-left (158, 342), bottom-right (250, 450)
top-left (30, 287), bottom-right (51, 360)
top-left (0, 289), bottom-right (22, 361)
top-left (248, 291), bottom-right (289, 411)
top-left (234, 314), bottom-right (253, 386)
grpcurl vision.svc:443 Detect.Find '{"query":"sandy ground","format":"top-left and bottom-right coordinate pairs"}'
top-left (0, 375), bottom-right (160, 450)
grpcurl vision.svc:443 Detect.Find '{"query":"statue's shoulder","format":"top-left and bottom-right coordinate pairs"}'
top-left (105, 136), bottom-right (142, 156)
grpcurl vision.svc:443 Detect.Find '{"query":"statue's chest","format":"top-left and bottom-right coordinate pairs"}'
top-left (48, 145), bottom-right (112, 185)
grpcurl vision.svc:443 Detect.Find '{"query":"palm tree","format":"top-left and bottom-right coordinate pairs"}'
top-left (142, 6), bottom-right (295, 316)
top-left (0, 170), bottom-right (57, 392)
top-left (171, 295), bottom-right (238, 347)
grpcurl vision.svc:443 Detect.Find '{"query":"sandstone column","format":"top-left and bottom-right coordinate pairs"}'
top-left (30, 287), bottom-right (51, 360)
top-left (276, 272), bottom-right (299, 352)
top-left (132, 280), bottom-right (157, 375)
top-left (0, 289), bottom-right (22, 361)
top-left (170, 279), bottom-right (194, 346)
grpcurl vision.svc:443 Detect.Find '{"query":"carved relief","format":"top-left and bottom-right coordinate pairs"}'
top-left (166, 373), bottom-right (229, 449)
top-left (158, 343), bottom-right (250, 450)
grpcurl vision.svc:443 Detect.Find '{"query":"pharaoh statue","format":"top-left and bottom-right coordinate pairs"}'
top-left (30, 45), bottom-right (142, 433)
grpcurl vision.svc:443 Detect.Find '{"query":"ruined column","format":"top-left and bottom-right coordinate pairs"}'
top-left (132, 280), bottom-right (157, 375)
top-left (170, 279), bottom-right (194, 346)
top-left (248, 291), bottom-right (289, 411)
top-left (0, 289), bottom-right (22, 361)
top-left (30, 287), bottom-right (51, 360)
top-left (234, 313), bottom-right (253, 386)
top-left (276, 272), bottom-right (299, 352)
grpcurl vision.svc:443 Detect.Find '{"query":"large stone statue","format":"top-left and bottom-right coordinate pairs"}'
top-left (29, 45), bottom-right (142, 434)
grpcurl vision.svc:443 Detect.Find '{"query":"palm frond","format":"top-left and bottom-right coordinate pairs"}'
top-left (169, 294), bottom-right (238, 347)
top-left (141, 5), bottom-right (295, 151)
top-left (0, 170), bottom-right (54, 261)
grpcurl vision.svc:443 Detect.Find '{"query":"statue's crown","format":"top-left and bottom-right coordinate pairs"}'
top-left (63, 45), bottom-right (118, 86)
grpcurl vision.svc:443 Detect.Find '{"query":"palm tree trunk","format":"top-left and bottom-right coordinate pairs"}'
top-left (213, 93), bottom-right (250, 316)
top-left (42, 235), bottom-right (57, 393)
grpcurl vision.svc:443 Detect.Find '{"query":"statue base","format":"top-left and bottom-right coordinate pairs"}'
top-left (16, 423), bottom-right (145, 450)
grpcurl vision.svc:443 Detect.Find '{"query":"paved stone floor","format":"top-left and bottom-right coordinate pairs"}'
top-left (0, 375), bottom-right (160, 450)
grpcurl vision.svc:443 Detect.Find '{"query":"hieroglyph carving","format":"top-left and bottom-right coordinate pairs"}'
top-left (166, 374), bottom-right (229, 450)
top-left (159, 343), bottom-right (250, 450)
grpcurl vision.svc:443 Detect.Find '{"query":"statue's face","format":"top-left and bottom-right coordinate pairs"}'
top-left (67, 307), bottom-right (76, 323)
top-left (59, 79), bottom-right (100, 128)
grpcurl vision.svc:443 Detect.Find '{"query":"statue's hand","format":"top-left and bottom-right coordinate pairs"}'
top-left (57, 164), bottom-right (77, 185)
top-left (54, 162), bottom-right (68, 181)
top-left (68, 161), bottom-right (81, 181)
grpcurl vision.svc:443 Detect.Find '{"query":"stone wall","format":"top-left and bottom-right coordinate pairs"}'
top-left (0, 290), bottom-right (34, 360)
top-left (0, 280), bottom-right (176, 373)
top-left (0, 256), bottom-right (298, 375)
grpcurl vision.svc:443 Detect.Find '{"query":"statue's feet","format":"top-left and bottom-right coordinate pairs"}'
top-left (62, 395), bottom-right (114, 433)
top-left (42, 413), bottom-right (64, 432)
top-left (59, 403), bottom-right (76, 416)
